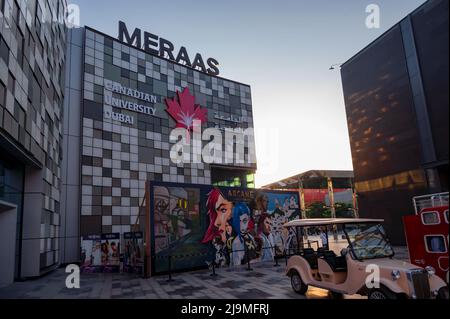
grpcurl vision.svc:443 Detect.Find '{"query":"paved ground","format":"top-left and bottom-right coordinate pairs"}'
top-left (0, 247), bottom-right (409, 299)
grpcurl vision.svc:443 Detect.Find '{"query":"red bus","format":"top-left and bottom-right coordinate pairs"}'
top-left (403, 192), bottom-right (449, 284)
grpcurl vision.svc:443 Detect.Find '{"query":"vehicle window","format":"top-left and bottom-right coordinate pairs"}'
top-left (296, 225), bottom-right (348, 256)
top-left (344, 223), bottom-right (394, 260)
top-left (421, 211), bottom-right (440, 225)
top-left (445, 210), bottom-right (449, 224)
top-left (424, 235), bottom-right (447, 253)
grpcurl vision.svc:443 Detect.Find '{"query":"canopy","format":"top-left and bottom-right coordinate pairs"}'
top-left (283, 218), bottom-right (384, 228)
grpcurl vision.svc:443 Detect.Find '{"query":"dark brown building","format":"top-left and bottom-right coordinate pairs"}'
top-left (341, 0), bottom-right (449, 244)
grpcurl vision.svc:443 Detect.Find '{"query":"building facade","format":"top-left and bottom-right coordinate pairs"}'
top-left (0, 0), bottom-right (67, 284)
top-left (62, 26), bottom-right (257, 264)
top-left (341, 0), bottom-right (448, 244)
top-left (1, 1), bottom-right (257, 281)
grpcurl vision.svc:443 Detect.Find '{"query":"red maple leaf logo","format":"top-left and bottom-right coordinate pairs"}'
top-left (165, 88), bottom-right (208, 130)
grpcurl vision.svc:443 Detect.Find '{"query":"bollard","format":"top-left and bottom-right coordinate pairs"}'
top-left (167, 255), bottom-right (174, 282)
top-left (274, 255), bottom-right (280, 267)
top-left (211, 261), bottom-right (217, 277)
top-left (245, 244), bottom-right (253, 271)
top-left (271, 246), bottom-right (279, 267)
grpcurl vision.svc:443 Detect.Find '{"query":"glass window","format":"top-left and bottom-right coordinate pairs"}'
top-left (0, 35), bottom-right (9, 64)
top-left (121, 52), bottom-right (130, 62)
top-left (344, 223), bottom-right (394, 260)
top-left (424, 235), bottom-right (447, 253)
top-left (421, 211), bottom-right (440, 225)
top-left (0, 81), bottom-right (5, 108)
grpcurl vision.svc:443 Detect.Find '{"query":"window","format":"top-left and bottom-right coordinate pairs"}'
top-left (0, 35), bottom-right (9, 64)
top-left (17, 30), bottom-right (24, 68)
top-left (0, 81), bottom-right (5, 107)
top-left (121, 52), bottom-right (130, 62)
top-left (121, 68), bottom-right (130, 79)
top-left (7, 72), bottom-right (15, 93)
top-left (421, 211), bottom-right (440, 225)
top-left (344, 223), bottom-right (394, 260)
top-left (445, 210), bottom-right (449, 224)
top-left (424, 235), bottom-right (447, 253)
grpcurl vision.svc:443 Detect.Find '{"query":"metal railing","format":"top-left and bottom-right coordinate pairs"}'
top-left (152, 245), bottom-right (292, 282)
top-left (413, 192), bottom-right (449, 214)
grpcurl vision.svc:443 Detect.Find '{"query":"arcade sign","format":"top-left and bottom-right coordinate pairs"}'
top-left (118, 21), bottom-right (220, 76)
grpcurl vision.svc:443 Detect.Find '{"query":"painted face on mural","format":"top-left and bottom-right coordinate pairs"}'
top-left (214, 195), bottom-right (233, 242)
top-left (240, 213), bottom-right (250, 235)
top-left (263, 216), bottom-right (273, 235)
top-left (290, 196), bottom-right (297, 207)
top-left (256, 195), bottom-right (269, 212)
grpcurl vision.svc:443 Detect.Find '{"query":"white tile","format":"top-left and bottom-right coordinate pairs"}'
top-left (102, 216), bottom-right (112, 225)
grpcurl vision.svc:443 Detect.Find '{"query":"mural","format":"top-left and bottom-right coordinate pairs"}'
top-left (150, 182), bottom-right (301, 274)
top-left (153, 186), bottom-right (203, 274)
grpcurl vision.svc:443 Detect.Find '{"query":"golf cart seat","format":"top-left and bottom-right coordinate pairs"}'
top-left (321, 250), bottom-right (347, 272)
top-left (301, 248), bottom-right (318, 270)
top-left (317, 247), bottom-right (326, 257)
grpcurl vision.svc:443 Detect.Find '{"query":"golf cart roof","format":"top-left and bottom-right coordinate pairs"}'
top-left (283, 218), bottom-right (384, 228)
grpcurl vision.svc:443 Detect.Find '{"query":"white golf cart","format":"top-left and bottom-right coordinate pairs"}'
top-left (284, 218), bottom-right (448, 299)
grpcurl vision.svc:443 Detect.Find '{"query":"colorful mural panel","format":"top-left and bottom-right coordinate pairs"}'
top-left (150, 182), bottom-right (301, 274)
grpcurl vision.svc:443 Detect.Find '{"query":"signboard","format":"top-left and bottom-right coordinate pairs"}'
top-left (118, 21), bottom-right (220, 76)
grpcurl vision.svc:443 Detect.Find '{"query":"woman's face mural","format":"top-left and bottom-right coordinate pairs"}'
top-left (202, 188), bottom-right (234, 244)
top-left (240, 213), bottom-right (250, 235)
top-left (214, 195), bottom-right (233, 242)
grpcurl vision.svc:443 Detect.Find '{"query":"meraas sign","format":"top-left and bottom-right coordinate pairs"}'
top-left (118, 21), bottom-right (220, 76)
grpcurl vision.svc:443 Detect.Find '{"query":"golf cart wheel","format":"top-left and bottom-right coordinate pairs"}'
top-left (368, 287), bottom-right (398, 300)
top-left (290, 271), bottom-right (308, 294)
top-left (437, 287), bottom-right (449, 300)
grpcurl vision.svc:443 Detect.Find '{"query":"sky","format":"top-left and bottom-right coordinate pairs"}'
top-left (68, 0), bottom-right (426, 187)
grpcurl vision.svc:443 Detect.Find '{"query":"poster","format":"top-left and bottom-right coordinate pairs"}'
top-left (123, 232), bottom-right (144, 275)
top-left (150, 182), bottom-right (301, 275)
top-left (101, 233), bottom-right (121, 273)
top-left (80, 235), bottom-right (102, 273)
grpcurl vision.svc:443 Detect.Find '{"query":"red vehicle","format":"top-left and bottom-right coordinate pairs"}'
top-left (403, 192), bottom-right (449, 285)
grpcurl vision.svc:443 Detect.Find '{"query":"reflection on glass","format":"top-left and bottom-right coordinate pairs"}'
top-left (344, 223), bottom-right (394, 260)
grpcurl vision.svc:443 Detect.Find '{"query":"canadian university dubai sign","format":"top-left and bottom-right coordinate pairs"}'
top-left (118, 21), bottom-right (220, 76)
top-left (103, 79), bottom-right (158, 124)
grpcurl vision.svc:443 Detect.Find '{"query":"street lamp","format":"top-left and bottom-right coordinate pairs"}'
top-left (329, 63), bottom-right (343, 70)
